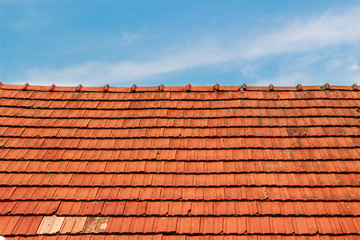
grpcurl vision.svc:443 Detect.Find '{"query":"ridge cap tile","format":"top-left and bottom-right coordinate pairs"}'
top-left (0, 83), bottom-right (359, 93)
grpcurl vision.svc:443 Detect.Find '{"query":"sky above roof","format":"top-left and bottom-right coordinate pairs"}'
top-left (1, 0), bottom-right (360, 87)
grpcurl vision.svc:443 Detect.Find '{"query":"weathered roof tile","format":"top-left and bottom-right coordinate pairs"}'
top-left (0, 84), bottom-right (359, 238)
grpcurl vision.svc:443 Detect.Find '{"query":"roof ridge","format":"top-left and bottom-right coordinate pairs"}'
top-left (0, 82), bottom-right (358, 92)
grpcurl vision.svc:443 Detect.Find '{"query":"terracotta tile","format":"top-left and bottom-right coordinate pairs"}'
top-left (130, 217), bottom-right (155, 233)
top-left (200, 217), bottom-right (223, 234)
top-left (138, 235), bottom-right (162, 240)
top-left (57, 201), bottom-right (83, 215)
top-left (18, 237), bottom-right (43, 240)
top-left (0, 216), bottom-right (20, 235)
top-left (203, 188), bottom-right (225, 200)
top-left (43, 150), bottom-right (65, 160)
top-left (31, 187), bottom-right (57, 200)
top-left (304, 202), bottom-right (328, 215)
top-left (245, 187), bottom-right (268, 200)
top-left (90, 174), bottom-right (113, 186)
top-left (105, 162), bottom-right (127, 172)
top-left (10, 187), bottom-right (36, 200)
top-left (12, 216), bottom-right (43, 235)
top-left (7, 161), bottom-right (30, 172)
top-left (153, 217), bottom-right (178, 233)
top-left (69, 174), bottom-right (93, 186)
top-left (0, 161), bottom-right (10, 171)
top-left (269, 217), bottom-right (294, 234)
top-left (0, 201), bottom-right (16, 214)
top-left (338, 217), bottom-right (360, 234)
top-left (224, 187), bottom-right (246, 200)
top-left (33, 201), bottom-right (60, 214)
top-left (28, 174), bottom-right (51, 185)
top-left (102, 201), bottom-right (126, 215)
top-left (316, 217), bottom-right (343, 234)
top-left (97, 188), bottom-right (120, 200)
top-left (60, 217), bottom-right (87, 233)
top-left (162, 236), bottom-right (186, 240)
top-left (173, 174), bottom-right (193, 187)
top-left (90, 235), bottom-right (118, 240)
top-left (279, 202), bottom-right (303, 215)
top-left (106, 217), bottom-right (132, 233)
top-left (160, 188), bottom-right (182, 200)
top-left (11, 201), bottom-right (39, 214)
top-left (111, 174), bottom-right (134, 186)
top-left (81, 150), bottom-right (104, 160)
top-left (257, 202), bottom-right (282, 215)
top-left (126, 161), bottom-right (146, 172)
top-left (82, 216), bottom-right (109, 233)
top-left (191, 202), bottom-right (214, 215)
top-left (176, 217), bottom-right (201, 234)
top-left (234, 202), bottom-right (257, 215)
top-left (1, 173), bottom-right (19, 185)
top-left (132, 174), bottom-right (153, 186)
top-left (118, 188), bottom-right (141, 200)
top-left (146, 201), bottom-right (170, 215)
top-left (46, 161), bottom-right (68, 172)
top-left (54, 187), bottom-right (77, 199)
top-left (62, 150), bottom-right (84, 160)
top-left (74, 187), bottom-right (99, 200)
top-left (223, 217), bottom-right (246, 234)
top-left (292, 217), bottom-right (318, 234)
top-left (123, 202), bottom-right (147, 215)
top-left (247, 217), bottom-right (271, 234)
top-left (66, 161), bottom-right (88, 173)
top-left (37, 216), bottom-right (65, 234)
top-left (79, 201), bottom-right (105, 215)
top-left (168, 202), bottom-right (191, 215)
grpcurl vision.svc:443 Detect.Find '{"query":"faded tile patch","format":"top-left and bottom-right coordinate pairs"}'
top-left (60, 217), bottom-right (87, 234)
top-left (37, 216), bottom-right (65, 234)
top-left (83, 216), bottom-right (110, 233)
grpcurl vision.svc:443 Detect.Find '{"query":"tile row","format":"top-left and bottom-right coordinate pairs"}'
top-left (3, 187), bottom-right (360, 201)
top-left (1, 126), bottom-right (359, 138)
top-left (1, 215), bottom-right (360, 235)
top-left (106, 216), bottom-right (360, 234)
top-left (2, 89), bottom-right (360, 100)
top-left (2, 200), bottom-right (360, 216)
top-left (2, 160), bottom-right (359, 174)
top-left (1, 107), bottom-right (359, 119)
top-left (1, 117), bottom-right (358, 128)
top-left (1, 173), bottom-right (359, 187)
top-left (2, 137), bottom-right (359, 149)
top-left (5, 235), bottom-right (360, 240)
top-left (1, 99), bottom-right (359, 109)
top-left (1, 148), bottom-right (359, 161)
top-left (0, 117), bottom-right (347, 131)
top-left (0, 215), bottom-right (107, 236)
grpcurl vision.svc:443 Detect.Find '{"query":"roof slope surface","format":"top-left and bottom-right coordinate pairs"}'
top-left (0, 83), bottom-right (360, 239)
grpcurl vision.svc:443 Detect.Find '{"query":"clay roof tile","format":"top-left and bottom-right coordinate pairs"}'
top-left (0, 83), bottom-right (359, 238)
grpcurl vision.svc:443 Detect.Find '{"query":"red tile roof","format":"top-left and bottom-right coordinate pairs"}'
top-left (0, 83), bottom-right (360, 239)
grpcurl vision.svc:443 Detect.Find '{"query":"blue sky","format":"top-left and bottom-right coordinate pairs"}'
top-left (1, 0), bottom-right (360, 87)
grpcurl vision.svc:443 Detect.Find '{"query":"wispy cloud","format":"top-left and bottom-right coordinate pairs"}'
top-left (120, 28), bottom-right (144, 45)
top-left (348, 63), bottom-right (359, 71)
top-left (241, 8), bottom-right (360, 58)
top-left (9, 6), bottom-right (360, 86)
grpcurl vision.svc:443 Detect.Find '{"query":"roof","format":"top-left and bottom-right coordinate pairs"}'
top-left (0, 83), bottom-right (360, 239)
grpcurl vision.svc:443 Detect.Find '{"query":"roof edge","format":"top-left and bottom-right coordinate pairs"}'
top-left (0, 82), bottom-right (358, 92)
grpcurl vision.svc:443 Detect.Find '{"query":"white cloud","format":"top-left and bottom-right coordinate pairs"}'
top-left (121, 28), bottom-right (143, 45)
top-left (241, 8), bottom-right (360, 58)
top-left (348, 63), bottom-right (359, 71)
top-left (9, 6), bottom-right (360, 86)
